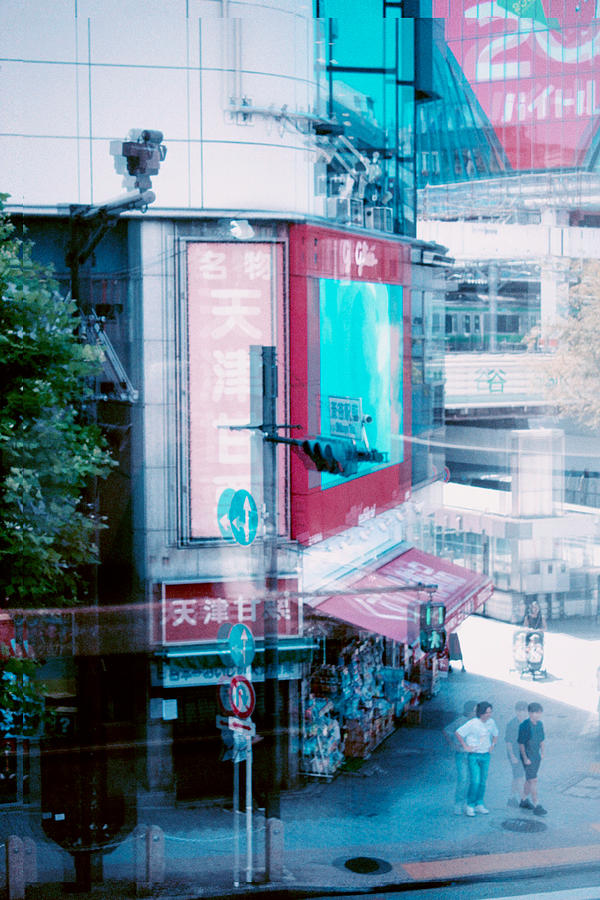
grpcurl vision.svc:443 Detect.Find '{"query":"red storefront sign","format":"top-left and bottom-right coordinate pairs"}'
top-left (436, 0), bottom-right (600, 170)
top-left (160, 579), bottom-right (299, 645)
top-left (186, 241), bottom-right (284, 538)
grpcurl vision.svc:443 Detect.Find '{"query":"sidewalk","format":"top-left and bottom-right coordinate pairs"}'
top-left (7, 617), bottom-right (600, 898)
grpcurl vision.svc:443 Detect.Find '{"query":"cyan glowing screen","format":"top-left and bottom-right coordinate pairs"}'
top-left (319, 278), bottom-right (403, 488)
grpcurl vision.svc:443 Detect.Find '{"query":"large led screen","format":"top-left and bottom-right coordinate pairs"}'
top-left (318, 278), bottom-right (403, 489)
top-left (436, 0), bottom-right (600, 170)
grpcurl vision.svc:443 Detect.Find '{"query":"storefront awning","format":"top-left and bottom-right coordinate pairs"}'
top-left (312, 547), bottom-right (492, 645)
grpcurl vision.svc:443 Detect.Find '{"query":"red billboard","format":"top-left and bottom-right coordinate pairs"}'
top-left (186, 241), bottom-right (284, 538)
top-left (289, 224), bottom-right (412, 546)
top-left (435, 0), bottom-right (600, 170)
top-left (160, 579), bottom-right (299, 645)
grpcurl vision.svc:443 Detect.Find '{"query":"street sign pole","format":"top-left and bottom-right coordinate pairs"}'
top-left (262, 345), bottom-right (282, 882)
top-left (245, 734), bottom-right (253, 884)
top-left (233, 756), bottom-right (240, 887)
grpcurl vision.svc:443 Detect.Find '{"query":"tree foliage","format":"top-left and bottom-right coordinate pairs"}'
top-left (545, 259), bottom-right (600, 428)
top-left (0, 648), bottom-right (53, 737)
top-left (0, 196), bottom-right (114, 609)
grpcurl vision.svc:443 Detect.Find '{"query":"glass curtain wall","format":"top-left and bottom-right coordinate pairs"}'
top-left (314, 0), bottom-right (418, 234)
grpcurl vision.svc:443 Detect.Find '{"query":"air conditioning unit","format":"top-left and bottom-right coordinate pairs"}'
top-left (365, 206), bottom-right (393, 232)
top-left (327, 196), bottom-right (351, 222)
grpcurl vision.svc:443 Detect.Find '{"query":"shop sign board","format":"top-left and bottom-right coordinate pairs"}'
top-left (328, 396), bottom-right (364, 441)
top-left (155, 659), bottom-right (302, 689)
top-left (160, 578), bottom-right (299, 645)
top-left (434, 0), bottom-right (600, 170)
top-left (186, 241), bottom-right (284, 539)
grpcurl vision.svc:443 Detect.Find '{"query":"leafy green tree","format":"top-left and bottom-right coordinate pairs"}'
top-left (0, 196), bottom-right (114, 609)
top-left (545, 259), bottom-right (600, 428)
top-left (0, 649), bottom-right (53, 737)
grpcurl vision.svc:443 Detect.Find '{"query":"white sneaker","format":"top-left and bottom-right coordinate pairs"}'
top-left (464, 805), bottom-right (475, 817)
top-left (475, 804), bottom-right (490, 814)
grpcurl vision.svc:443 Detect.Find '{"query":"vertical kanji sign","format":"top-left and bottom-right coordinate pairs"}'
top-left (186, 242), bottom-right (282, 538)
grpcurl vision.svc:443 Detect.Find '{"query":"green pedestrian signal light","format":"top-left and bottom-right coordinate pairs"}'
top-left (419, 602), bottom-right (446, 654)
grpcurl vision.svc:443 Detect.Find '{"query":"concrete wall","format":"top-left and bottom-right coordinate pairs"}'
top-left (1, 0), bottom-right (317, 215)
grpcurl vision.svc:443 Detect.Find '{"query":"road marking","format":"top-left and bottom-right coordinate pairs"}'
top-left (481, 889), bottom-right (600, 900)
top-left (402, 844), bottom-right (600, 880)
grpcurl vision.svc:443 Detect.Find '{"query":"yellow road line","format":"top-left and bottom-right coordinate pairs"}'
top-left (402, 844), bottom-right (600, 880)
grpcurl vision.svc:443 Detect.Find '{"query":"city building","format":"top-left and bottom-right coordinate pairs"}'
top-left (417, 0), bottom-right (600, 623)
top-left (1, 0), bottom-right (494, 825)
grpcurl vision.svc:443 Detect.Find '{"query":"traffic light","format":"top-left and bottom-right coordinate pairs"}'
top-left (110, 129), bottom-right (167, 190)
top-left (419, 601), bottom-right (446, 654)
top-left (301, 436), bottom-right (360, 477)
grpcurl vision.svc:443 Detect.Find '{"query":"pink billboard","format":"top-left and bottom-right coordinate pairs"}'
top-left (435, 0), bottom-right (600, 170)
top-left (160, 579), bottom-right (299, 644)
top-left (186, 242), bottom-right (283, 538)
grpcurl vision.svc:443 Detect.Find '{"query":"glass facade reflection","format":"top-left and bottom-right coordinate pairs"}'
top-left (314, 0), bottom-right (420, 234)
top-left (431, 0), bottom-right (600, 175)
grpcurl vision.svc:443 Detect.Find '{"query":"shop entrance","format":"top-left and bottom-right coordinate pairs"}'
top-left (171, 683), bottom-right (291, 803)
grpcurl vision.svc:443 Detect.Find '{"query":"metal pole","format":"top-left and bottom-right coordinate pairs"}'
top-left (245, 735), bottom-right (253, 883)
top-left (233, 758), bottom-right (240, 887)
top-left (261, 346), bottom-right (280, 823)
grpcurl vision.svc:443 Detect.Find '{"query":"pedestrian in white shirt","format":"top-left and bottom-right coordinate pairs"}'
top-left (456, 701), bottom-right (499, 817)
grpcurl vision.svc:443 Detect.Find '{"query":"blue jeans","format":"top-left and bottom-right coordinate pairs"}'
top-left (467, 752), bottom-right (490, 806)
top-left (454, 751), bottom-right (469, 804)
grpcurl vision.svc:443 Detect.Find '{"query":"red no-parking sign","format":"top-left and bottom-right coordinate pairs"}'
top-left (229, 674), bottom-right (255, 719)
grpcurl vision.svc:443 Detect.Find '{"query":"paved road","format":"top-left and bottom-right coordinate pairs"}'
top-left (7, 615), bottom-right (600, 898)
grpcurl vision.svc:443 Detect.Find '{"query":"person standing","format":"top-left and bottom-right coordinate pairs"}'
top-left (523, 599), bottom-right (546, 630)
top-left (505, 700), bottom-right (528, 807)
top-left (518, 701), bottom-right (547, 816)
top-left (443, 700), bottom-right (477, 815)
top-left (456, 701), bottom-right (499, 816)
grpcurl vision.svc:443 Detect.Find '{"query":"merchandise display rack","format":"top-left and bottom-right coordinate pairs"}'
top-left (302, 635), bottom-right (412, 767)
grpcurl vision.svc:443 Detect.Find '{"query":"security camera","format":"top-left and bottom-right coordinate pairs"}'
top-left (141, 129), bottom-right (164, 145)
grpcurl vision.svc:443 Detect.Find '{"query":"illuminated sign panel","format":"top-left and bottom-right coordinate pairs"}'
top-left (186, 242), bottom-right (283, 538)
top-left (319, 277), bottom-right (403, 489)
top-left (289, 224), bottom-right (412, 545)
top-left (436, 0), bottom-right (600, 169)
top-left (160, 579), bottom-right (299, 644)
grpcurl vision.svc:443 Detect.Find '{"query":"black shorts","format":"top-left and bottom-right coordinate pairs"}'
top-left (523, 756), bottom-right (541, 779)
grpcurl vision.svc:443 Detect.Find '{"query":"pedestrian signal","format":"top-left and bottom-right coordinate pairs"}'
top-left (419, 602), bottom-right (446, 654)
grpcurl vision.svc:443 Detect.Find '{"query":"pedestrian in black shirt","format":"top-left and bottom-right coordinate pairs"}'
top-left (522, 600), bottom-right (546, 630)
top-left (518, 701), bottom-right (546, 816)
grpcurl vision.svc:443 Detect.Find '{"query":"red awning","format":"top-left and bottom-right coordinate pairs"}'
top-left (313, 547), bottom-right (492, 645)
